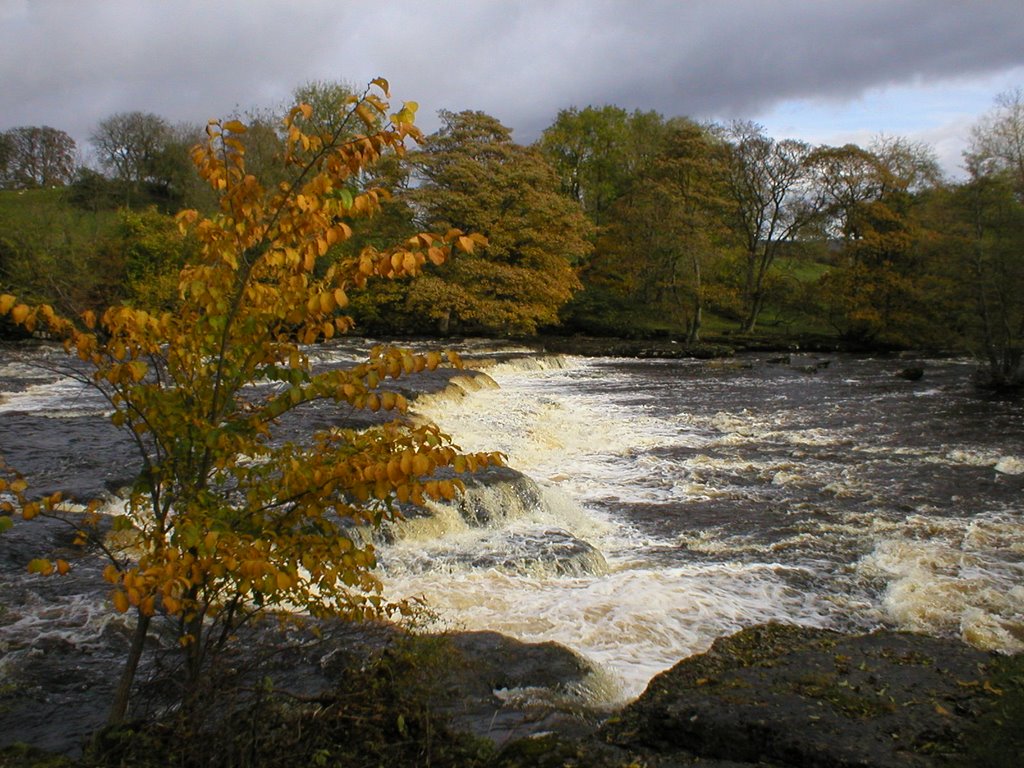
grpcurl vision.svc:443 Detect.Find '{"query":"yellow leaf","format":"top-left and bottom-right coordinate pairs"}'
top-left (56, 559), bottom-right (71, 575)
top-left (27, 558), bottom-right (53, 575)
top-left (11, 304), bottom-right (30, 325)
top-left (112, 589), bottom-right (129, 614)
top-left (0, 294), bottom-right (16, 314)
top-left (223, 119), bottom-right (247, 134)
top-left (355, 105), bottom-right (375, 127)
top-left (412, 454), bottom-right (431, 476)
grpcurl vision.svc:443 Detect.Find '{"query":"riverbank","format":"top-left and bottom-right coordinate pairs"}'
top-left (3, 622), bottom-right (1020, 766)
top-left (533, 331), bottom-right (930, 360)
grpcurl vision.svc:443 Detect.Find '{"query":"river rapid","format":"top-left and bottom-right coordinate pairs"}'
top-left (2, 342), bottom-right (1023, 707)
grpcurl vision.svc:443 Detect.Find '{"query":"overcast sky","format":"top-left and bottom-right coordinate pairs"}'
top-left (3, 0), bottom-right (1023, 177)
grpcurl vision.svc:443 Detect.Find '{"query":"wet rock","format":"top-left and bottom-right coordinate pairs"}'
top-left (468, 529), bottom-right (608, 577)
top-left (456, 466), bottom-right (547, 526)
top-left (789, 354), bottom-right (832, 373)
top-left (384, 465), bottom-right (549, 536)
top-left (223, 623), bottom-right (606, 748)
top-left (599, 623), bottom-right (1020, 767)
top-left (441, 631), bottom-right (605, 745)
top-left (897, 367), bottom-right (925, 381)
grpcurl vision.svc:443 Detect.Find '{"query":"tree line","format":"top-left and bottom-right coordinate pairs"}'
top-left (2, 82), bottom-right (1023, 386)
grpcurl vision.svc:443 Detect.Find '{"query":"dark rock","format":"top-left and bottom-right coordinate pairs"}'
top-left (442, 631), bottom-right (604, 745)
top-left (261, 624), bottom-right (606, 748)
top-left (467, 529), bottom-right (608, 577)
top-left (599, 623), bottom-right (1019, 767)
top-left (897, 367), bottom-right (925, 381)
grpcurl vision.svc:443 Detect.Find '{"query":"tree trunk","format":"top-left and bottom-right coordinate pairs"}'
top-left (108, 610), bottom-right (151, 725)
top-left (741, 294), bottom-right (762, 333)
top-left (688, 253), bottom-right (703, 344)
top-left (687, 302), bottom-right (702, 343)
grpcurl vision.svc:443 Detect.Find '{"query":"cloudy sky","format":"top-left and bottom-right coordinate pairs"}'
top-left (3, 0), bottom-right (1023, 177)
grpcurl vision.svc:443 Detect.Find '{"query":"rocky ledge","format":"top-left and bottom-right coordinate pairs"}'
top-left (497, 623), bottom-right (1023, 767)
top-left (3, 620), bottom-right (1022, 766)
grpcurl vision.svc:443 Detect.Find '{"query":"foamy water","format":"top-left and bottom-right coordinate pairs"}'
top-left (378, 353), bottom-right (1024, 700)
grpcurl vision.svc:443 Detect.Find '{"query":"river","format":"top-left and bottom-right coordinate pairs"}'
top-left (2, 342), bottom-right (1023, 707)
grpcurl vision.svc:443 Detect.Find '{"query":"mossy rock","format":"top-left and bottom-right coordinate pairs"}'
top-left (603, 623), bottom-right (1020, 767)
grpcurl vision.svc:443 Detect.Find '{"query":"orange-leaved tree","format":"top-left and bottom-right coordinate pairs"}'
top-left (0, 79), bottom-right (497, 724)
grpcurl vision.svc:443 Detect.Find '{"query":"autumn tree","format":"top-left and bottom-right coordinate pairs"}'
top-left (374, 110), bottom-right (589, 335)
top-left (966, 86), bottom-right (1024, 195)
top-left (0, 125), bottom-right (77, 188)
top-left (1, 80), bottom-right (500, 723)
top-left (810, 138), bottom-right (942, 344)
top-left (595, 119), bottom-right (735, 340)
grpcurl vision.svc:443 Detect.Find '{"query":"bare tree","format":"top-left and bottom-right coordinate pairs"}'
top-left (90, 111), bottom-right (170, 197)
top-left (721, 121), bottom-right (820, 332)
top-left (966, 86), bottom-right (1024, 195)
top-left (0, 126), bottom-right (77, 188)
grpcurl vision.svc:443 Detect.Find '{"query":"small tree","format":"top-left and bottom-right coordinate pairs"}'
top-left (0, 79), bottom-right (500, 723)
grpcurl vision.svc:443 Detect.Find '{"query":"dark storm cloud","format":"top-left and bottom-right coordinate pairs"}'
top-left (2, 0), bottom-right (1022, 152)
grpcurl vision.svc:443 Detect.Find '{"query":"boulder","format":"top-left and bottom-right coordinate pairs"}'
top-left (597, 623), bottom-right (1022, 767)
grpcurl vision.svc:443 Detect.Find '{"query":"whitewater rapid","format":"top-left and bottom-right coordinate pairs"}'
top-left (376, 353), bottom-right (1024, 701)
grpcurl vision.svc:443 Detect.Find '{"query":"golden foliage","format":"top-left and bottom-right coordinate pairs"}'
top-left (1, 82), bottom-right (501, 689)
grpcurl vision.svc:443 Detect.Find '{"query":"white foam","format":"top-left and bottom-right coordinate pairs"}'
top-left (994, 456), bottom-right (1024, 475)
top-left (382, 561), bottom-right (829, 700)
top-left (0, 375), bottom-right (107, 416)
top-left (857, 512), bottom-right (1024, 652)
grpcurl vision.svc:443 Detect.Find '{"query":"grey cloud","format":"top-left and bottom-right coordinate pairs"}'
top-left (2, 0), bottom-right (1022, 156)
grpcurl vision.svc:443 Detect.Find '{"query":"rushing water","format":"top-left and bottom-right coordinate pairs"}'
top-left (2, 342), bottom-right (1023, 707)
top-left (391, 351), bottom-right (1024, 699)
